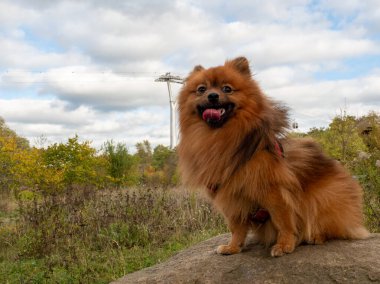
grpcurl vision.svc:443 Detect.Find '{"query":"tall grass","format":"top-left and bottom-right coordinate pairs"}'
top-left (1, 170), bottom-right (378, 283)
top-left (0, 187), bottom-right (226, 283)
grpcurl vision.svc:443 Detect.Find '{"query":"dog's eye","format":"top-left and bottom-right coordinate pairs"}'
top-left (222, 85), bottom-right (233, 94)
top-left (197, 85), bottom-right (207, 94)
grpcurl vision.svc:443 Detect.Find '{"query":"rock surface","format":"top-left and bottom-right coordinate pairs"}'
top-left (112, 234), bottom-right (380, 284)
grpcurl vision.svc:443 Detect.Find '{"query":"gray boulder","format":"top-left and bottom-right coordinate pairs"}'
top-left (112, 234), bottom-right (380, 284)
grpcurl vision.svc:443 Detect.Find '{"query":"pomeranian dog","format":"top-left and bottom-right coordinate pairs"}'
top-left (177, 57), bottom-right (369, 257)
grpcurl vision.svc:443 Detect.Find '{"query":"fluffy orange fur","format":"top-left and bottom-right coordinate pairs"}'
top-left (177, 57), bottom-right (369, 257)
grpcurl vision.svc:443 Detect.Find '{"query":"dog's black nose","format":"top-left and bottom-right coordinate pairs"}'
top-left (208, 93), bottom-right (219, 103)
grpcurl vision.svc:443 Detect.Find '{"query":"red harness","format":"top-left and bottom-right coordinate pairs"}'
top-left (251, 208), bottom-right (270, 224)
top-left (274, 140), bottom-right (284, 158)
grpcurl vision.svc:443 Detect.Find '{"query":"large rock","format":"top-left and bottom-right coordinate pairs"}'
top-left (112, 234), bottom-right (380, 283)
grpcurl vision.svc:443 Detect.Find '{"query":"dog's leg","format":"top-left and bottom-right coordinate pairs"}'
top-left (216, 221), bottom-right (249, 255)
top-left (262, 189), bottom-right (297, 257)
top-left (308, 234), bottom-right (326, 245)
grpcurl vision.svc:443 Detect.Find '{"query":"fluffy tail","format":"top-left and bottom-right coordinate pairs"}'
top-left (349, 227), bottom-right (370, 240)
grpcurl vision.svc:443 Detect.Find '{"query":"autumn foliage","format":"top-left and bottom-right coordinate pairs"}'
top-left (0, 112), bottom-right (379, 283)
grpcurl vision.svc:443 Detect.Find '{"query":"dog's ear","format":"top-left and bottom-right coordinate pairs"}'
top-left (192, 65), bottom-right (205, 73)
top-left (227, 57), bottom-right (251, 76)
top-left (184, 65), bottom-right (204, 83)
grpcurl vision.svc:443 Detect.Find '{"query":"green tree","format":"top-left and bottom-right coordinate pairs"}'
top-left (152, 145), bottom-right (173, 171)
top-left (135, 140), bottom-right (152, 165)
top-left (42, 135), bottom-right (97, 188)
top-left (357, 112), bottom-right (380, 152)
top-left (308, 112), bottom-right (366, 165)
top-left (102, 140), bottom-right (137, 186)
top-left (354, 112), bottom-right (380, 231)
top-left (150, 145), bottom-right (178, 187)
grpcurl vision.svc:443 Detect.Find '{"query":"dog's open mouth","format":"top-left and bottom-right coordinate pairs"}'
top-left (202, 108), bottom-right (225, 121)
top-left (197, 103), bottom-right (235, 128)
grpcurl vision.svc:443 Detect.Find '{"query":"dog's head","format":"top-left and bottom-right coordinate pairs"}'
top-left (178, 57), bottom-right (264, 129)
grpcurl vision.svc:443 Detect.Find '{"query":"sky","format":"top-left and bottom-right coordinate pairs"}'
top-left (0, 0), bottom-right (379, 150)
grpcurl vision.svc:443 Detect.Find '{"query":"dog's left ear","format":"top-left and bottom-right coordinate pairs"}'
top-left (184, 65), bottom-right (204, 83)
top-left (227, 57), bottom-right (251, 76)
top-left (192, 65), bottom-right (205, 73)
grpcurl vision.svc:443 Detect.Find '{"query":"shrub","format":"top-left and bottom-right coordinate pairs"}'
top-left (1, 186), bottom-right (226, 283)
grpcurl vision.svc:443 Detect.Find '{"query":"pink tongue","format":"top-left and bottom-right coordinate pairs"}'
top-left (202, 109), bottom-right (221, 121)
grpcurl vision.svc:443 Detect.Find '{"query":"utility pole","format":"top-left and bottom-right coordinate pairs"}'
top-left (155, 72), bottom-right (184, 149)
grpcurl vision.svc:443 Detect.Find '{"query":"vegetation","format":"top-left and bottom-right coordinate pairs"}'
top-left (0, 111), bottom-right (379, 283)
top-left (0, 186), bottom-right (225, 283)
top-left (305, 111), bottom-right (380, 231)
top-left (0, 119), bottom-right (225, 283)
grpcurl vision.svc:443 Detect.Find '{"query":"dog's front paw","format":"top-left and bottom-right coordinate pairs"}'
top-left (216, 244), bottom-right (242, 255)
top-left (270, 242), bottom-right (295, 257)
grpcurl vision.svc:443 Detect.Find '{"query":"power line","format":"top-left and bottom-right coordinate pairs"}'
top-left (1, 70), bottom-right (187, 76)
top-left (0, 71), bottom-right (187, 84)
top-left (155, 72), bottom-right (184, 149)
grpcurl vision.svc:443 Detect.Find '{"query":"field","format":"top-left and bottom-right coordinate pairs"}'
top-left (0, 187), bottom-right (226, 283)
top-left (1, 182), bottom-right (378, 283)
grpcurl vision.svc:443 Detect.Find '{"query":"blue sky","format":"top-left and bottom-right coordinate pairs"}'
top-left (0, 0), bottom-right (379, 149)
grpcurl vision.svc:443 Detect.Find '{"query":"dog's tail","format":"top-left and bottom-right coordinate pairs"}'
top-left (349, 226), bottom-right (370, 240)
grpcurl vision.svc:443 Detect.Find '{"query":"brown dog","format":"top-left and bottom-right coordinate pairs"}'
top-left (177, 57), bottom-right (369, 256)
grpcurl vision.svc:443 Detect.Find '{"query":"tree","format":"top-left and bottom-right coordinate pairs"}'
top-left (353, 112), bottom-right (380, 231)
top-left (0, 117), bottom-right (30, 193)
top-left (135, 140), bottom-right (153, 165)
top-left (357, 112), bottom-right (380, 152)
top-left (0, 117), bottom-right (29, 149)
top-left (42, 135), bottom-right (97, 188)
top-left (152, 145), bottom-right (178, 187)
top-left (152, 145), bottom-right (173, 171)
top-left (102, 140), bottom-right (137, 186)
top-left (135, 140), bottom-right (153, 182)
top-left (329, 112), bottom-right (366, 163)
top-left (308, 112), bottom-right (366, 165)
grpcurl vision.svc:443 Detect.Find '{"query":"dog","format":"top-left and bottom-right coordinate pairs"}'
top-left (177, 56), bottom-right (369, 257)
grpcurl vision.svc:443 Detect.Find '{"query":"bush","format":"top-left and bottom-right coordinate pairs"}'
top-left (353, 153), bottom-right (380, 232)
top-left (42, 136), bottom-right (99, 188)
top-left (101, 140), bottom-right (139, 187)
top-left (1, 186), bottom-right (226, 283)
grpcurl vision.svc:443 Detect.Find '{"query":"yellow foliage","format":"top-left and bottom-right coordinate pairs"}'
top-left (0, 136), bottom-right (64, 195)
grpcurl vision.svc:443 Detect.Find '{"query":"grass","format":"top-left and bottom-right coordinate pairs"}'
top-left (0, 186), bottom-right (227, 283)
top-left (1, 170), bottom-right (378, 283)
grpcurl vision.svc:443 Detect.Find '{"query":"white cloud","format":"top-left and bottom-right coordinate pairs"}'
top-left (255, 64), bottom-right (316, 89)
top-left (2, 0), bottom-right (378, 71)
top-left (1, 67), bottom-right (180, 110)
top-left (0, 1), bottom-right (38, 28)
top-left (39, 67), bottom-right (170, 110)
top-left (263, 71), bottom-right (380, 131)
top-left (0, 98), bottom-right (171, 149)
top-left (0, 36), bottom-right (91, 70)
top-left (0, 99), bottom-right (94, 125)
top-left (268, 73), bottom-right (380, 107)
top-left (234, 25), bottom-right (377, 69)
top-left (0, 0), bottom-right (379, 148)
top-left (318, 0), bottom-right (380, 34)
